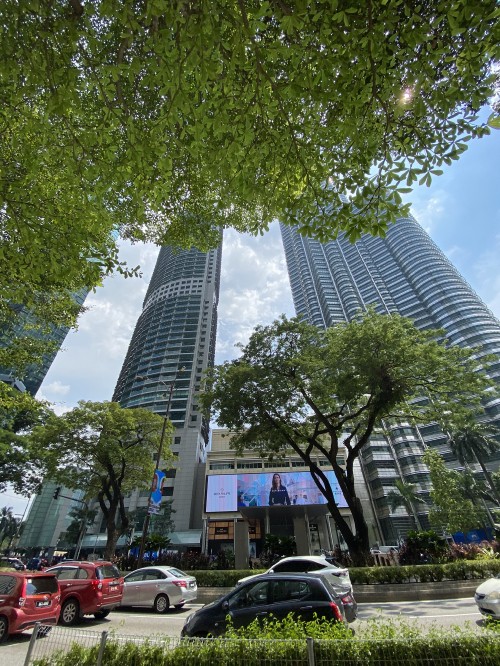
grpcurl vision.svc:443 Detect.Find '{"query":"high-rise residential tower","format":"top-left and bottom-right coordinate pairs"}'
top-left (112, 243), bottom-right (222, 548)
top-left (280, 217), bottom-right (500, 542)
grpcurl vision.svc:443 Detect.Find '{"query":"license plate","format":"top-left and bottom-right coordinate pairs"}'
top-left (109, 583), bottom-right (118, 589)
top-left (36, 600), bottom-right (50, 607)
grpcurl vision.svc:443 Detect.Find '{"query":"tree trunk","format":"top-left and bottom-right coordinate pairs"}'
top-left (477, 457), bottom-right (500, 506)
top-left (328, 497), bottom-right (370, 565)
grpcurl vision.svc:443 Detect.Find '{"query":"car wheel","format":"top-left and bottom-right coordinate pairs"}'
top-left (0, 616), bottom-right (8, 643)
top-left (94, 610), bottom-right (110, 620)
top-left (60, 599), bottom-right (81, 626)
top-left (153, 594), bottom-right (170, 613)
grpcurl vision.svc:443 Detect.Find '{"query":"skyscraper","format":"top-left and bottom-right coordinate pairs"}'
top-left (112, 243), bottom-right (222, 547)
top-left (0, 289), bottom-right (88, 395)
top-left (280, 216), bottom-right (500, 542)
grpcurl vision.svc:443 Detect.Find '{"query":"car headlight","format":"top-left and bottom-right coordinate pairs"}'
top-left (486, 591), bottom-right (500, 601)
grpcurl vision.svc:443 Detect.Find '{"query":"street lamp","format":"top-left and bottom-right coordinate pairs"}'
top-left (135, 369), bottom-right (184, 566)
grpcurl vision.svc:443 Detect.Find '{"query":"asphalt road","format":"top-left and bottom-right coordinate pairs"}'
top-left (0, 597), bottom-right (491, 666)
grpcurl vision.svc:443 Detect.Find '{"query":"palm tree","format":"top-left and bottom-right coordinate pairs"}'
top-left (447, 419), bottom-right (500, 506)
top-left (387, 479), bottom-right (426, 531)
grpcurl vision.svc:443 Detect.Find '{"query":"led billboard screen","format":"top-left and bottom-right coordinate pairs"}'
top-left (205, 470), bottom-right (347, 513)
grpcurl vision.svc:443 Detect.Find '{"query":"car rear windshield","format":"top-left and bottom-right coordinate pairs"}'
top-left (26, 576), bottom-right (59, 595)
top-left (96, 565), bottom-right (121, 580)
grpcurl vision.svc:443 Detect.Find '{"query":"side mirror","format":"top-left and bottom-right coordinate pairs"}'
top-left (221, 600), bottom-right (229, 611)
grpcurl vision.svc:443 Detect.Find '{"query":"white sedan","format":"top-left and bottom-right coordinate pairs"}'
top-left (121, 566), bottom-right (197, 613)
top-left (238, 555), bottom-right (352, 592)
top-left (475, 574), bottom-right (500, 619)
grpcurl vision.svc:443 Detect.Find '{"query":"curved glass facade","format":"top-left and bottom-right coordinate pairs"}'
top-left (281, 217), bottom-right (500, 542)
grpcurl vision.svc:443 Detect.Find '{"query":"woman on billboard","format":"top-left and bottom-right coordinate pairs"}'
top-left (268, 473), bottom-right (291, 506)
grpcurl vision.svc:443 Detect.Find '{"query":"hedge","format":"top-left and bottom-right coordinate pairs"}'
top-left (190, 559), bottom-right (500, 587)
top-left (33, 634), bottom-right (500, 666)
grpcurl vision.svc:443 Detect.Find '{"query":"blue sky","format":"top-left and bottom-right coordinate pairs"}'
top-left (2, 124), bottom-right (499, 517)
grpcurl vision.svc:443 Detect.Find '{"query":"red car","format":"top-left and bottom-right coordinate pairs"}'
top-left (0, 571), bottom-right (61, 642)
top-left (45, 561), bottom-right (124, 626)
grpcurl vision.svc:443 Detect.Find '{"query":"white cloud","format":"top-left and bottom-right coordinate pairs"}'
top-left (216, 225), bottom-right (294, 362)
top-left (40, 380), bottom-right (70, 396)
top-left (407, 190), bottom-right (448, 234)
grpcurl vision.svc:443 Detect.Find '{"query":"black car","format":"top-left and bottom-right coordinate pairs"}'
top-left (181, 572), bottom-right (346, 638)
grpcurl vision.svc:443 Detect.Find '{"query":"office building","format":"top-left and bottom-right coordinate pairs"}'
top-left (0, 290), bottom-right (88, 396)
top-left (111, 243), bottom-right (222, 549)
top-left (280, 216), bottom-right (500, 542)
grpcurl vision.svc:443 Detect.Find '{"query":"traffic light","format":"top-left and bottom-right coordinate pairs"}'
top-left (53, 486), bottom-right (61, 500)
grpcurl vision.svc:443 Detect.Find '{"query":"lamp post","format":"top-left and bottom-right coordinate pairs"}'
top-left (136, 370), bottom-right (183, 566)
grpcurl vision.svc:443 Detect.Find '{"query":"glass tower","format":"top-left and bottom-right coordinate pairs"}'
top-left (280, 217), bottom-right (500, 542)
top-left (112, 243), bottom-right (222, 545)
top-left (0, 289), bottom-right (88, 396)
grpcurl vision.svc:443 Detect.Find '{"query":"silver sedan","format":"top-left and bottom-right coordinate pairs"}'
top-left (121, 566), bottom-right (197, 613)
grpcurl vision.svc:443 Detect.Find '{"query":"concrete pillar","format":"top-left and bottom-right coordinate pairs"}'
top-left (293, 512), bottom-right (310, 555)
top-left (234, 521), bottom-right (249, 569)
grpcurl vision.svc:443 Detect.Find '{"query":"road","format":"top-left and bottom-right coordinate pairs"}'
top-left (0, 597), bottom-right (490, 666)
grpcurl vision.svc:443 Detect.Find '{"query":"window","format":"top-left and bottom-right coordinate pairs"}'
top-left (55, 567), bottom-right (79, 580)
top-left (0, 575), bottom-right (16, 594)
top-left (26, 576), bottom-right (59, 595)
top-left (270, 580), bottom-right (312, 603)
top-left (125, 571), bottom-right (144, 583)
top-left (228, 580), bottom-right (269, 609)
top-left (143, 570), bottom-right (165, 581)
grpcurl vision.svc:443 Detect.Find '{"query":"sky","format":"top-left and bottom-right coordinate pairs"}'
top-left (2, 121), bottom-right (499, 517)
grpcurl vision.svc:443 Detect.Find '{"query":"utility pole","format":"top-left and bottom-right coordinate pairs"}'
top-left (136, 369), bottom-right (183, 566)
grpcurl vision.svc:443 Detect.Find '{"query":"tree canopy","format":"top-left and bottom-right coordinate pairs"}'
top-left (30, 400), bottom-right (171, 559)
top-left (2, 0), bottom-right (499, 323)
top-left (423, 448), bottom-right (486, 534)
top-left (202, 310), bottom-right (495, 559)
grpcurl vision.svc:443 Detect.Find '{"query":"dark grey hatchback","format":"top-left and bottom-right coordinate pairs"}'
top-left (181, 572), bottom-right (346, 638)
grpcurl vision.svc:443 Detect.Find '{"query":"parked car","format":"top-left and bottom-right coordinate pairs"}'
top-left (0, 557), bottom-right (26, 571)
top-left (474, 574), bottom-right (500, 619)
top-left (237, 555), bottom-right (357, 623)
top-left (0, 571), bottom-right (60, 642)
top-left (45, 560), bottom-right (123, 626)
top-left (121, 566), bottom-right (197, 613)
top-left (181, 572), bottom-right (346, 638)
top-left (238, 555), bottom-right (352, 591)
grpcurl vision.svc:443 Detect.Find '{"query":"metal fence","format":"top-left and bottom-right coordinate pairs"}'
top-left (24, 623), bottom-right (500, 666)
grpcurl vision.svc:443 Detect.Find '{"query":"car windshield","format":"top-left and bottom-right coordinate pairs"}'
top-left (26, 577), bottom-right (59, 595)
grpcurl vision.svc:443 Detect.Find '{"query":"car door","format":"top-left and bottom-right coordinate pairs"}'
top-left (139, 569), bottom-right (174, 607)
top-left (122, 571), bottom-right (145, 606)
top-left (226, 579), bottom-right (272, 630)
top-left (267, 578), bottom-right (319, 623)
top-left (49, 566), bottom-right (82, 604)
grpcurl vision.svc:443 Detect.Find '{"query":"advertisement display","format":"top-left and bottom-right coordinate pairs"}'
top-left (148, 469), bottom-right (166, 515)
top-left (205, 470), bottom-right (347, 513)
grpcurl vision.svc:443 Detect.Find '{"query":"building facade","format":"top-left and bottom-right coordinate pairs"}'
top-left (203, 429), bottom-right (376, 568)
top-left (0, 289), bottom-right (88, 396)
top-left (110, 243), bottom-right (222, 550)
top-left (280, 217), bottom-right (500, 543)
